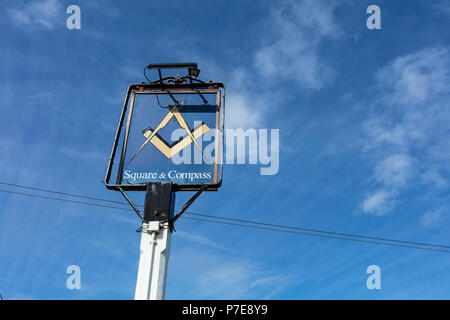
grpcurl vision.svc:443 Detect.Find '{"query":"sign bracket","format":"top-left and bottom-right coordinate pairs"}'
top-left (169, 185), bottom-right (205, 232)
top-left (118, 187), bottom-right (143, 221)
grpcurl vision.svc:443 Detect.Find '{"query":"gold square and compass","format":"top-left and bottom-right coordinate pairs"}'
top-left (128, 97), bottom-right (211, 162)
top-left (104, 63), bottom-right (225, 192)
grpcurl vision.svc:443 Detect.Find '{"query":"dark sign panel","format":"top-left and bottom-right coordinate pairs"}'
top-left (105, 83), bottom-right (224, 191)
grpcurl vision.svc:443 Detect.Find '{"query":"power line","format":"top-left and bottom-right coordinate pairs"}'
top-left (0, 189), bottom-right (132, 212)
top-left (4, 181), bottom-right (445, 248)
top-left (1, 184), bottom-right (449, 251)
top-left (182, 216), bottom-right (450, 254)
top-left (182, 212), bottom-right (450, 250)
top-left (1, 182), bottom-right (449, 253)
top-left (0, 182), bottom-right (134, 207)
top-left (3, 182), bottom-right (450, 250)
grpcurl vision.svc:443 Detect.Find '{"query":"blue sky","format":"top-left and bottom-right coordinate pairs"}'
top-left (0, 0), bottom-right (450, 299)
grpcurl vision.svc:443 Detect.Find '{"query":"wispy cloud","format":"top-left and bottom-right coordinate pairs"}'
top-left (240, 0), bottom-right (342, 127)
top-left (0, 84), bottom-right (13, 111)
top-left (373, 154), bottom-right (414, 187)
top-left (376, 48), bottom-right (450, 106)
top-left (360, 47), bottom-right (450, 215)
top-left (421, 169), bottom-right (448, 189)
top-left (170, 231), bottom-right (291, 298)
top-left (176, 231), bottom-right (236, 253)
top-left (5, 293), bottom-right (38, 300)
top-left (84, 0), bottom-right (121, 19)
top-left (254, 0), bottom-right (342, 89)
top-left (156, 0), bottom-right (343, 129)
top-left (7, 0), bottom-right (62, 30)
top-left (421, 207), bottom-right (448, 227)
top-left (431, 0), bottom-right (450, 18)
top-left (224, 68), bottom-right (266, 129)
top-left (169, 249), bottom-right (289, 299)
top-left (361, 190), bottom-right (396, 216)
top-left (226, 0), bottom-right (343, 129)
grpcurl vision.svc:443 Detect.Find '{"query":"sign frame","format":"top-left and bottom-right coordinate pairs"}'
top-left (104, 82), bottom-right (225, 192)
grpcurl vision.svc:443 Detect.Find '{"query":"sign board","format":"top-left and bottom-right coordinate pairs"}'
top-left (105, 83), bottom-right (224, 191)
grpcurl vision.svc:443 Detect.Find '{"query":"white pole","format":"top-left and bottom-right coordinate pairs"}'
top-left (134, 221), bottom-right (172, 300)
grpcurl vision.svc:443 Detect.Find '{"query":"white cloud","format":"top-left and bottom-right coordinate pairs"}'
top-left (422, 208), bottom-right (447, 227)
top-left (360, 47), bottom-right (450, 216)
top-left (84, 0), bottom-right (121, 18)
top-left (169, 246), bottom-right (290, 299)
top-left (226, 92), bottom-right (263, 129)
top-left (361, 190), bottom-right (396, 216)
top-left (212, 66), bottom-right (268, 129)
top-left (7, 0), bottom-right (62, 30)
top-left (431, 0), bottom-right (450, 17)
top-left (422, 170), bottom-right (448, 189)
top-left (156, 0), bottom-right (343, 129)
top-left (195, 261), bottom-right (259, 298)
top-left (176, 231), bottom-right (235, 253)
top-left (373, 154), bottom-right (413, 187)
top-left (376, 48), bottom-right (450, 105)
top-left (254, 0), bottom-right (342, 89)
top-left (226, 0), bottom-right (343, 128)
top-left (7, 293), bottom-right (38, 300)
top-left (188, 254), bottom-right (287, 299)
top-left (0, 84), bottom-right (13, 110)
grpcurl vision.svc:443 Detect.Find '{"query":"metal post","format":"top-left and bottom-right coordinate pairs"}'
top-left (135, 221), bottom-right (172, 300)
top-left (134, 182), bottom-right (175, 300)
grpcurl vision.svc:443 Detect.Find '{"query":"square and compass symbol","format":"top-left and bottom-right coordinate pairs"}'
top-left (128, 97), bottom-right (211, 162)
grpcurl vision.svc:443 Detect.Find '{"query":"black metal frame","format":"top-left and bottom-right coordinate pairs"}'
top-left (104, 81), bottom-right (225, 192)
top-left (144, 63), bottom-right (204, 85)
